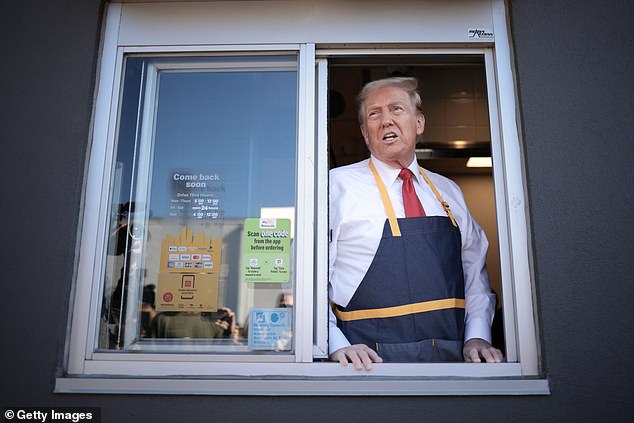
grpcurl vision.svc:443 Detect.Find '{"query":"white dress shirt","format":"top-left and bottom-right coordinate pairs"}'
top-left (328, 155), bottom-right (496, 354)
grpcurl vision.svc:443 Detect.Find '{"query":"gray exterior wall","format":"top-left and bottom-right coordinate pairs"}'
top-left (1, 0), bottom-right (633, 422)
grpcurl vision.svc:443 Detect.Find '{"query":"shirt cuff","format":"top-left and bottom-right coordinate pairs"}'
top-left (464, 316), bottom-right (492, 344)
top-left (328, 325), bottom-right (351, 354)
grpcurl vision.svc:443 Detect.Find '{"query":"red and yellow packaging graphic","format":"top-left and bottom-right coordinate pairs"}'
top-left (157, 226), bottom-right (221, 312)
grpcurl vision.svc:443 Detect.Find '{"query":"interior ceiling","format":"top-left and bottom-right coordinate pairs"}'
top-left (328, 57), bottom-right (492, 175)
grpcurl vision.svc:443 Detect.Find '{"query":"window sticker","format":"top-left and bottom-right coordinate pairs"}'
top-left (168, 170), bottom-right (224, 223)
top-left (242, 218), bottom-right (291, 283)
top-left (160, 226), bottom-right (221, 274)
top-left (468, 28), bottom-right (494, 39)
top-left (156, 273), bottom-right (219, 312)
top-left (248, 308), bottom-right (292, 351)
top-left (157, 226), bottom-right (221, 312)
top-left (154, 168), bottom-right (225, 312)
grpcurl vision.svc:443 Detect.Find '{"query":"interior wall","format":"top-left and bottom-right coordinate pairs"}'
top-left (2, 1), bottom-right (633, 422)
top-left (451, 175), bottom-right (500, 299)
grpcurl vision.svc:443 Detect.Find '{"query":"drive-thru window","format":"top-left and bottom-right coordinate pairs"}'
top-left (58, 0), bottom-right (546, 395)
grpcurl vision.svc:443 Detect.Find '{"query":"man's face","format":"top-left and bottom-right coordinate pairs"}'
top-left (360, 85), bottom-right (425, 168)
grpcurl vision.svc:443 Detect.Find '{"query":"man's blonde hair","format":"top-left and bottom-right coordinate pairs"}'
top-left (356, 77), bottom-right (423, 125)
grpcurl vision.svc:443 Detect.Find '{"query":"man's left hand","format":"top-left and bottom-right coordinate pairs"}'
top-left (463, 338), bottom-right (503, 363)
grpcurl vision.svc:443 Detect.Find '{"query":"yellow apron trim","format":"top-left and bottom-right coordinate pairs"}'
top-left (418, 166), bottom-right (459, 228)
top-left (368, 159), bottom-right (458, 238)
top-left (369, 160), bottom-right (401, 237)
top-left (333, 298), bottom-right (466, 322)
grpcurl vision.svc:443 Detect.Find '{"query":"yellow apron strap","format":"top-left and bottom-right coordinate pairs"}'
top-left (332, 298), bottom-right (465, 322)
top-left (368, 160), bottom-right (459, 235)
top-left (369, 160), bottom-right (401, 237)
top-left (418, 166), bottom-right (458, 228)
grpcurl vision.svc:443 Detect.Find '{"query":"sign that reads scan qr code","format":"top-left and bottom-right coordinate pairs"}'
top-left (242, 218), bottom-right (291, 283)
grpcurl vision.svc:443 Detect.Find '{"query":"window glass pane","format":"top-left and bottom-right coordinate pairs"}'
top-left (99, 55), bottom-right (298, 355)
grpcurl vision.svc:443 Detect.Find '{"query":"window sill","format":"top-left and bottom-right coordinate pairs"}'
top-left (56, 362), bottom-right (549, 396)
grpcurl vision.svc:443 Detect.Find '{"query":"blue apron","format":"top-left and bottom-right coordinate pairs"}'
top-left (333, 160), bottom-right (465, 362)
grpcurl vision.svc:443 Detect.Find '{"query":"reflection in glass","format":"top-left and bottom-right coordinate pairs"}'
top-left (98, 55), bottom-right (298, 354)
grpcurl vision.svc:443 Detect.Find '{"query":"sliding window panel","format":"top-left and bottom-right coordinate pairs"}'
top-left (98, 55), bottom-right (299, 355)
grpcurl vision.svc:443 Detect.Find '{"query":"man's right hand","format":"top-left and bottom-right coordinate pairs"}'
top-left (329, 344), bottom-right (383, 371)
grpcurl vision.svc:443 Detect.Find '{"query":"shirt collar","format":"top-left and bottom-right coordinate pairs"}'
top-left (370, 154), bottom-right (422, 187)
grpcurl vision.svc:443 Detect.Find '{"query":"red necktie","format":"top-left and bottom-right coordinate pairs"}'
top-left (399, 168), bottom-right (426, 217)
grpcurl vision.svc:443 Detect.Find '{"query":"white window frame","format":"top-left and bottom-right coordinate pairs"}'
top-left (58, 0), bottom-right (547, 395)
top-left (68, 41), bottom-right (319, 366)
